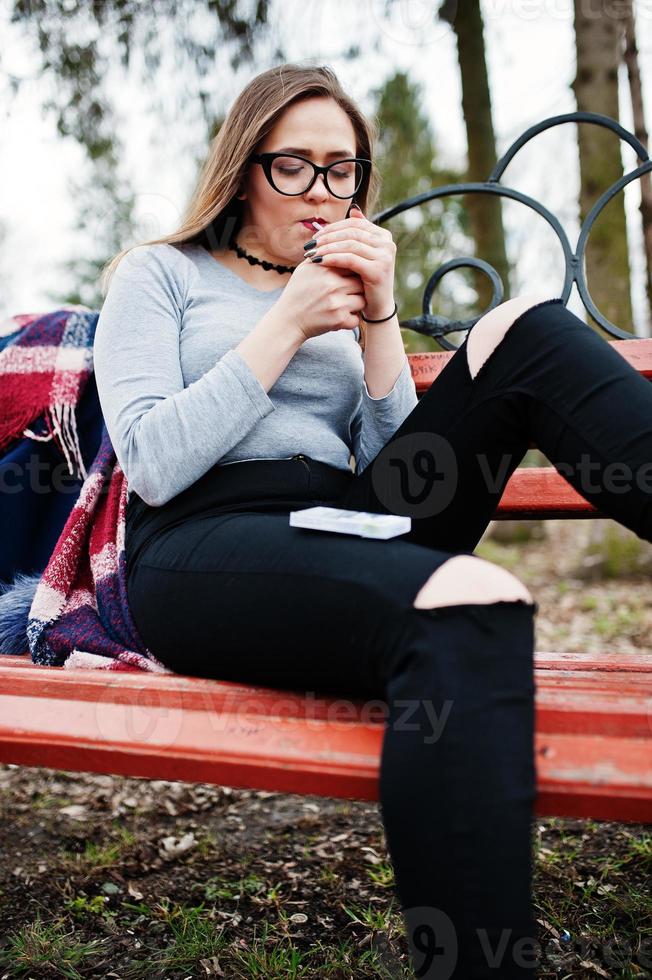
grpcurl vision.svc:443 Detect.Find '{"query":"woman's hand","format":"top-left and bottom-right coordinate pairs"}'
top-left (307, 204), bottom-right (397, 320)
top-left (276, 260), bottom-right (367, 343)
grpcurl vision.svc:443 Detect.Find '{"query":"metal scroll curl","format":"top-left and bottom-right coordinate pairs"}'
top-left (372, 111), bottom-right (652, 348)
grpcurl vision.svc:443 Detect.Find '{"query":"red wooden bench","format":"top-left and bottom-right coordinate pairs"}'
top-left (1, 339), bottom-right (651, 825)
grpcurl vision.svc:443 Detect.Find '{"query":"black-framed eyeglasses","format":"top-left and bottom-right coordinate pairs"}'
top-left (249, 152), bottom-right (371, 199)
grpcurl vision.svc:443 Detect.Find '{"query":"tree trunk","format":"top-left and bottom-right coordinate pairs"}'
top-left (622, 0), bottom-right (652, 334)
top-left (440, 0), bottom-right (511, 311)
top-left (572, 0), bottom-right (633, 332)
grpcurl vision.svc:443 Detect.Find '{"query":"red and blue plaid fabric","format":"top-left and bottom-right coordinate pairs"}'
top-left (0, 308), bottom-right (172, 672)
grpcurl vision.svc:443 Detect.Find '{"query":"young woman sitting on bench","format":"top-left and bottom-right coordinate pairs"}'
top-left (94, 63), bottom-right (652, 980)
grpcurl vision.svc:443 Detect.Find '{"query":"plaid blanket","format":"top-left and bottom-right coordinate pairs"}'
top-left (0, 308), bottom-right (172, 672)
top-left (0, 307), bottom-right (93, 482)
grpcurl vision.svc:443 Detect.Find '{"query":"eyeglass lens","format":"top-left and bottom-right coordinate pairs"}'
top-left (271, 157), bottom-right (363, 197)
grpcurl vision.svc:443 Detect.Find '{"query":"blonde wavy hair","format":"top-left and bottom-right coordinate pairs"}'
top-left (100, 62), bottom-right (381, 352)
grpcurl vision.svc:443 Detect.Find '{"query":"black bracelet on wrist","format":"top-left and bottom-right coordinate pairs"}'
top-left (360, 301), bottom-right (398, 323)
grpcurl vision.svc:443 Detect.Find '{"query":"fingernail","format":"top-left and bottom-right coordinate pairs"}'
top-left (303, 239), bottom-right (317, 251)
top-left (304, 248), bottom-right (317, 258)
top-left (310, 255), bottom-right (323, 263)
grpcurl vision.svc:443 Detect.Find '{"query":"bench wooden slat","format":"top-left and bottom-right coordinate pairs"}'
top-left (534, 651), bottom-right (652, 672)
top-left (1, 655), bottom-right (650, 823)
top-left (15, 651), bottom-right (650, 674)
top-left (3, 653), bottom-right (650, 699)
top-left (535, 685), bottom-right (652, 737)
top-left (496, 467), bottom-right (599, 517)
top-left (409, 338), bottom-right (652, 394)
top-left (0, 694), bottom-right (649, 822)
top-left (5, 652), bottom-right (652, 672)
top-left (0, 689), bottom-right (383, 800)
top-left (534, 734), bottom-right (652, 822)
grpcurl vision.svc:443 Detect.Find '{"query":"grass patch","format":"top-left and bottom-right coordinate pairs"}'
top-left (0, 909), bottom-right (106, 978)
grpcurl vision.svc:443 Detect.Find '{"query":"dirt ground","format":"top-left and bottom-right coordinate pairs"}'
top-left (0, 519), bottom-right (650, 979)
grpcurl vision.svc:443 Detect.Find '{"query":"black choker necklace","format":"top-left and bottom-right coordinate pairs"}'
top-left (228, 236), bottom-right (296, 275)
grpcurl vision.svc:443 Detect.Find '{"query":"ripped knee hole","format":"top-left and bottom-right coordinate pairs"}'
top-left (413, 554), bottom-right (535, 609)
top-left (466, 294), bottom-right (552, 380)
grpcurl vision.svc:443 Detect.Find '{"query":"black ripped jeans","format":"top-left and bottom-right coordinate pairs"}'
top-left (125, 299), bottom-right (652, 978)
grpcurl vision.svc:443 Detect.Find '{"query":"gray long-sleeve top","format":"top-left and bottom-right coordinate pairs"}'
top-left (93, 242), bottom-right (418, 507)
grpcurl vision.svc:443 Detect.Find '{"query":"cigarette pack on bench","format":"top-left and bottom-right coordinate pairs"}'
top-left (289, 506), bottom-right (411, 540)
